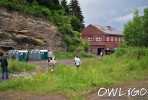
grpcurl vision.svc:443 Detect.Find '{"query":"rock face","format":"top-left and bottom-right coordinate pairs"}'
top-left (0, 8), bottom-right (66, 51)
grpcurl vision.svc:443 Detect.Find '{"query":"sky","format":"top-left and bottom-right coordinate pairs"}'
top-left (67, 0), bottom-right (148, 31)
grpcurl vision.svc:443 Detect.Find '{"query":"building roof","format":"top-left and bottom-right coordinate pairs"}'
top-left (91, 24), bottom-right (123, 35)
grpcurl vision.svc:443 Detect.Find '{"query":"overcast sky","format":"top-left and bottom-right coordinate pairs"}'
top-left (67, 0), bottom-right (148, 31)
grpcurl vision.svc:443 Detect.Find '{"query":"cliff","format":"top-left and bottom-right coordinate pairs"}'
top-left (0, 8), bottom-right (66, 51)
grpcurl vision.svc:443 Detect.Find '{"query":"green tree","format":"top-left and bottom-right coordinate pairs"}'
top-left (123, 10), bottom-right (144, 47)
top-left (26, 0), bottom-right (34, 3)
top-left (69, 0), bottom-right (84, 24)
top-left (70, 16), bottom-right (83, 32)
top-left (143, 8), bottom-right (148, 47)
top-left (61, 0), bottom-right (69, 15)
top-left (83, 40), bottom-right (90, 52)
top-left (49, 0), bottom-right (61, 10)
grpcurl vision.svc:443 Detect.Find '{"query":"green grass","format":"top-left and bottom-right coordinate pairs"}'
top-left (0, 60), bottom-right (39, 73)
top-left (0, 47), bottom-right (148, 99)
top-left (54, 51), bottom-right (95, 59)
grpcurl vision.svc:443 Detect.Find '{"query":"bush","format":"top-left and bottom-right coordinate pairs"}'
top-left (67, 46), bottom-right (76, 52)
top-left (8, 60), bottom-right (38, 72)
top-left (115, 48), bottom-right (126, 57)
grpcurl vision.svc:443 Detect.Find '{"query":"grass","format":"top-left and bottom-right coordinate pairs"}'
top-left (54, 51), bottom-right (95, 59)
top-left (0, 60), bottom-right (39, 73)
top-left (0, 47), bottom-right (148, 99)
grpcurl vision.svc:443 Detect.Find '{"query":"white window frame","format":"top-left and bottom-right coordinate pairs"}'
top-left (119, 37), bottom-right (121, 42)
top-left (107, 37), bottom-right (109, 41)
top-left (96, 36), bottom-right (101, 41)
top-left (115, 37), bottom-right (117, 41)
top-left (111, 37), bottom-right (113, 41)
top-left (88, 37), bottom-right (93, 41)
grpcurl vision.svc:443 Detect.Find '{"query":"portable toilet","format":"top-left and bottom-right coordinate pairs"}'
top-left (18, 50), bottom-right (28, 61)
top-left (40, 50), bottom-right (48, 60)
top-left (29, 50), bottom-right (33, 61)
top-left (36, 50), bottom-right (41, 60)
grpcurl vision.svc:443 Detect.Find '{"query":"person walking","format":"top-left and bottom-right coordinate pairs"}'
top-left (47, 50), bottom-right (53, 70)
top-left (0, 53), bottom-right (9, 79)
top-left (74, 56), bottom-right (81, 69)
top-left (50, 55), bottom-right (56, 71)
top-left (26, 51), bottom-right (30, 63)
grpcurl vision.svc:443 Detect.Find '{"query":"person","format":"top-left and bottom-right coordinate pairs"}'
top-left (50, 55), bottom-right (57, 71)
top-left (47, 50), bottom-right (53, 69)
top-left (0, 53), bottom-right (9, 79)
top-left (26, 51), bottom-right (30, 63)
top-left (74, 56), bottom-right (81, 69)
top-left (99, 51), bottom-right (103, 59)
top-left (73, 56), bottom-right (76, 65)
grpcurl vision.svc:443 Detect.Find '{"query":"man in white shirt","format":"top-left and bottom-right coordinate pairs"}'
top-left (74, 56), bottom-right (81, 69)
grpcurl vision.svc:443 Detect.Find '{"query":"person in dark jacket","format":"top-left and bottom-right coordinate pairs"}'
top-left (0, 53), bottom-right (9, 79)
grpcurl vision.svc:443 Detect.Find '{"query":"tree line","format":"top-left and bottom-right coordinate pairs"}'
top-left (123, 8), bottom-right (148, 47)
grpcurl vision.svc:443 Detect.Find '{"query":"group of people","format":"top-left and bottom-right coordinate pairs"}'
top-left (0, 50), bottom-right (82, 79)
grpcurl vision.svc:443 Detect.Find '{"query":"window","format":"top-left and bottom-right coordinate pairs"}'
top-left (96, 36), bottom-right (101, 41)
top-left (119, 37), bottom-right (121, 42)
top-left (115, 37), bottom-right (117, 41)
top-left (88, 37), bottom-right (93, 41)
top-left (111, 37), bottom-right (113, 41)
top-left (107, 37), bottom-right (109, 41)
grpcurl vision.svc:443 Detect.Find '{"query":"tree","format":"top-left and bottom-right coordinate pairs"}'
top-left (61, 0), bottom-right (69, 15)
top-left (69, 0), bottom-right (84, 24)
top-left (83, 40), bottom-right (90, 52)
top-left (49, 0), bottom-right (61, 10)
top-left (143, 8), bottom-right (148, 47)
top-left (70, 16), bottom-right (83, 32)
top-left (26, 0), bottom-right (35, 3)
top-left (123, 10), bottom-right (145, 47)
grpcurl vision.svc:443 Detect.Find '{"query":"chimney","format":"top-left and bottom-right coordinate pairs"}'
top-left (106, 26), bottom-right (112, 30)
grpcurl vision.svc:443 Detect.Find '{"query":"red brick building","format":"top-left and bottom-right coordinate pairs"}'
top-left (81, 24), bottom-right (124, 55)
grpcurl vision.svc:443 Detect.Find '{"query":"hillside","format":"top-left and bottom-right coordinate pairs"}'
top-left (0, 0), bottom-right (84, 52)
top-left (0, 8), bottom-right (66, 51)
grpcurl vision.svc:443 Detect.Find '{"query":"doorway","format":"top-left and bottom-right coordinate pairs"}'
top-left (98, 48), bottom-right (102, 55)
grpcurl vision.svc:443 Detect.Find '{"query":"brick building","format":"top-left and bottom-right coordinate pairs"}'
top-left (81, 24), bottom-right (124, 55)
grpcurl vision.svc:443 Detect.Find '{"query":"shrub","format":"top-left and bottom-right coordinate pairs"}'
top-left (67, 46), bottom-right (76, 52)
top-left (115, 48), bottom-right (126, 57)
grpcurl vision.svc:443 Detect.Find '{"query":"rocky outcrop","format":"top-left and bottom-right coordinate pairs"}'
top-left (0, 8), bottom-right (66, 51)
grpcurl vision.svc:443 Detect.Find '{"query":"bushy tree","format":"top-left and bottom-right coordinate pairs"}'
top-left (123, 10), bottom-right (145, 47)
top-left (61, 0), bottom-right (69, 15)
top-left (143, 8), bottom-right (148, 47)
top-left (69, 0), bottom-right (84, 26)
top-left (70, 16), bottom-right (83, 32)
top-left (83, 40), bottom-right (90, 52)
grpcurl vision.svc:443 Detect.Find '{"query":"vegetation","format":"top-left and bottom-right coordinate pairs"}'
top-left (0, 60), bottom-right (38, 73)
top-left (0, 0), bottom-right (84, 51)
top-left (54, 51), bottom-right (94, 59)
top-left (123, 8), bottom-right (148, 47)
top-left (0, 47), bottom-right (148, 99)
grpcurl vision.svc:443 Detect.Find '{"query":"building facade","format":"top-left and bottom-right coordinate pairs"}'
top-left (81, 24), bottom-right (124, 55)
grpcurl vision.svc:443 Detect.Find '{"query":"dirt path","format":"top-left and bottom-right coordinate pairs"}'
top-left (30, 58), bottom-right (89, 67)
